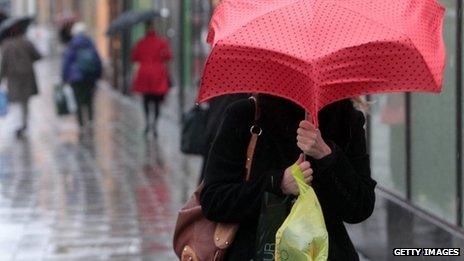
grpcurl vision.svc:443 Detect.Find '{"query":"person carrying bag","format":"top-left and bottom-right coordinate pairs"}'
top-left (62, 22), bottom-right (102, 130)
top-left (188, 94), bottom-right (376, 261)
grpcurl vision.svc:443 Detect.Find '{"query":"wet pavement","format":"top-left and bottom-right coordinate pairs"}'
top-left (0, 56), bottom-right (201, 260)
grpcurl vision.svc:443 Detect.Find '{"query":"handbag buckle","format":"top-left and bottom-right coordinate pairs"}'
top-left (250, 125), bottom-right (262, 136)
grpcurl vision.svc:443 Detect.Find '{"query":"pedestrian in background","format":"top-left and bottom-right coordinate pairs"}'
top-left (0, 24), bottom-right (41, 138)
top-left (131, 21), bottom-right (172, 137)
top-left (62, 22), bottom-right (102, 131)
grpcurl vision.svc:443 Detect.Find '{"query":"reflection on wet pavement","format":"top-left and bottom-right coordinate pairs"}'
top-left (0, 57), bottom-right (200, 260)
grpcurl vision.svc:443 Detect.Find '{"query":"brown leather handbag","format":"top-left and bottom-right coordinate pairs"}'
top-left (173, 97), bottom-right (261, 261)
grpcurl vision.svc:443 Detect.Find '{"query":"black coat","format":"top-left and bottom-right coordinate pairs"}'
top-left (200, 94), bottom-right (250, 182)
top-left (200, 97), bottom-right (377, 261)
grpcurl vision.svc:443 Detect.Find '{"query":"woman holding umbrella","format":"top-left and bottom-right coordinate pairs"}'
top-left (200, 95), bottom-right (376, 260)
top-left (131, 21), bottom-right (172, 137)
top-left (194, 0), bottom-right (445, 260)
top-left (0, 18), bottom-right (41, 138)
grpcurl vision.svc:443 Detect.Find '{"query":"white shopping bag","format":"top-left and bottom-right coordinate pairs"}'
top-left (63, 84), bottom-right (77, 113)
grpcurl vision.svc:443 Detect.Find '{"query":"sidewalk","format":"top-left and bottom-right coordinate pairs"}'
top-left (0, 56), bottom-right (201, 260)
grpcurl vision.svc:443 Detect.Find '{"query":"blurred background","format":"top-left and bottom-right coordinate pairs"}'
top-left (0, 0), bottom-right (463, 260)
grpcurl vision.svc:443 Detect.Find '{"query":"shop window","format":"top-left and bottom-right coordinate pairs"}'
top-left (411, 0), bottom-right (457, 223)
top-left (371, 94), bottom-right (407, 196)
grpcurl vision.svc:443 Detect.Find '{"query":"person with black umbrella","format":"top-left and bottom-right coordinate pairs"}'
top-left (130, 21), bottom-right (172, 137)
top-left (0, 19), bottom-right (41, 138)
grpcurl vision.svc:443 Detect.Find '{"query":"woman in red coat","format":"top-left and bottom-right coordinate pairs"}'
top-left (131, 22), bottom-right (172, 136)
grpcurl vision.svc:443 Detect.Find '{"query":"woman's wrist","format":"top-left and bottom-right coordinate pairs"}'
top-left (321, 143), bottom-right (333, 158)
top-left (311, 143), bottom-right (332, 160)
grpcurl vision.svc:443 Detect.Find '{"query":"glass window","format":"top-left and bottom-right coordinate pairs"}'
top-left (410, 0), bottom-right (457, 223)
top-left (371, 94), bottom-right (407, 196)
top-left (461, 0), bottom-right (464, 227)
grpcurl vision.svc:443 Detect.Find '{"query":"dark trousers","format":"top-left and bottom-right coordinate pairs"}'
top-left (143, 94), bottom-right (164, 131)
top-left (71, 83), bottom-right (95, 127)
top-left (19, 99), bottom-right (29, 129)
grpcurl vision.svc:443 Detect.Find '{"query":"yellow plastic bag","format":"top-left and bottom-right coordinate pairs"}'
top-left (275, 164), bottom-right (329, 261)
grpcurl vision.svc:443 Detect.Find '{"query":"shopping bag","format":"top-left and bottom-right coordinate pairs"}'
top-left (255, 193), bottom-right (291, 260)
top-left (275, 164), bottom-right (329, 261)
top-left (63, 84), bottom-right (77, 113)
top-left (54, 84), bottom-right (70, 116)
top-left (0, 89), bottom-right (8, 117)
top-left (180, 105), bottom-right (208, 155)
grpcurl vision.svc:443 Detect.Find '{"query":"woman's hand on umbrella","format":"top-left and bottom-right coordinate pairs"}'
top-left (281, 154), bottom-right (313, 195)
top-left (297, 120), bottom-right (332, 159)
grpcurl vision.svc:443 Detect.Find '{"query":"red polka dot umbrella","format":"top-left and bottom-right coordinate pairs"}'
top-left (197, 0), bottom-right (446, 125)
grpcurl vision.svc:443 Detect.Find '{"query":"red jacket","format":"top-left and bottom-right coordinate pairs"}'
top-left (131, 31), bottom-right (172, 95)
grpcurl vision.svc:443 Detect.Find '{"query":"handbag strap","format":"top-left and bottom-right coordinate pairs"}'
top-left (245, 95), bottom-right (261, 181)
top-left (212, 95), bottom-right (261, 251)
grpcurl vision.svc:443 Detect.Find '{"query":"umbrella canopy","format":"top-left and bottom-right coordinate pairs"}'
top-left (198, 0), bottom-right (446, 125)
top-left (106, 10), bottom-right (159, 36)
top-left (0, 16), bottom-right (33, 41)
